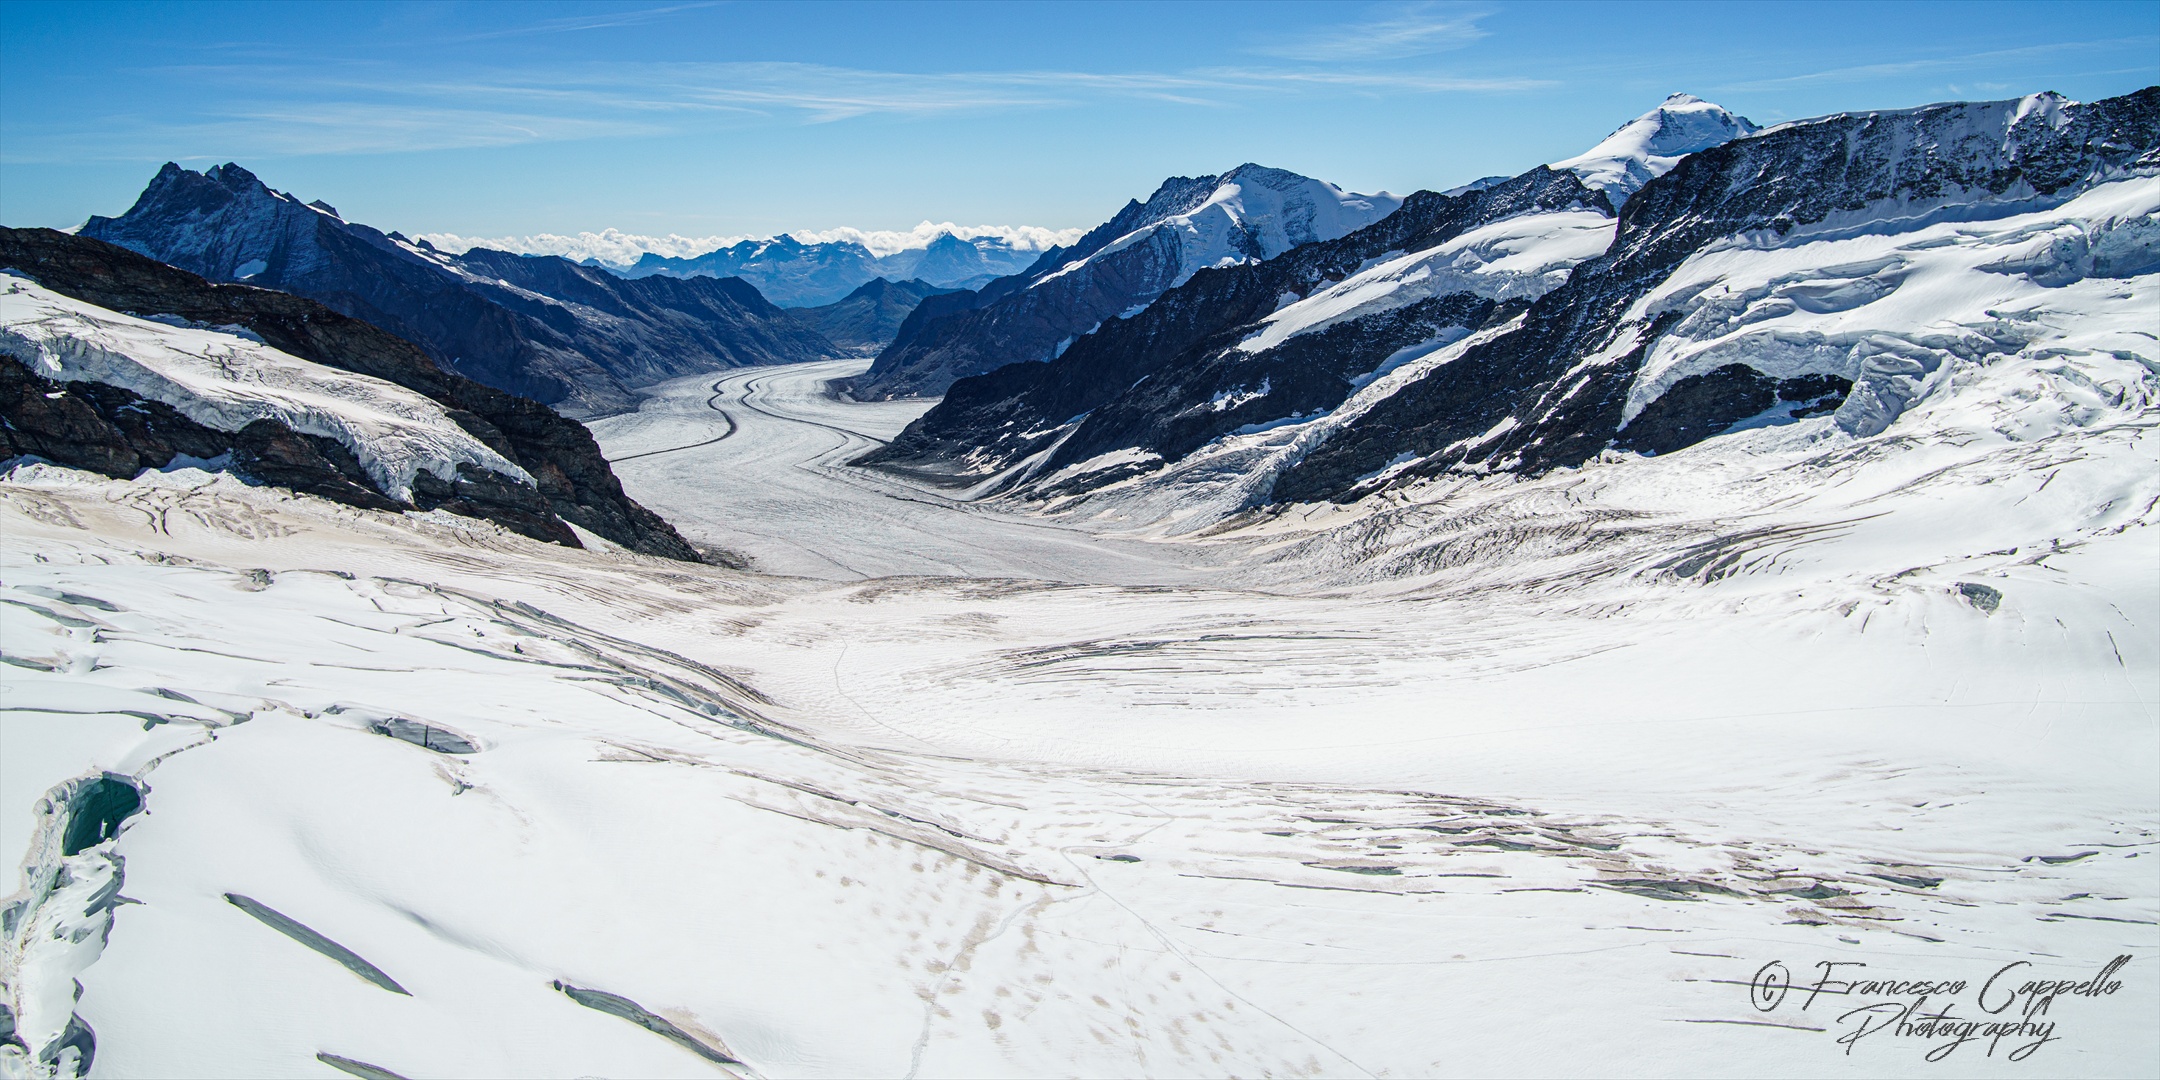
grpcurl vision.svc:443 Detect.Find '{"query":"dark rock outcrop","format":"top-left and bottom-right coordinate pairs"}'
top-left (78, 163), bottom-right (838, 415)
top-left (2, 226), bottom-right (700, 559)
top-left (1612, 366), bottom-right (1850, 457)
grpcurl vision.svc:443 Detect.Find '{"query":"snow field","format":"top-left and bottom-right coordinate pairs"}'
top-left (4, 344), bottom-right (2155, 1074)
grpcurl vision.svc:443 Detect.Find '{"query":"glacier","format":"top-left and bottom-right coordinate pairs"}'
top-left (3, 336), bottom-right (2152, 1073)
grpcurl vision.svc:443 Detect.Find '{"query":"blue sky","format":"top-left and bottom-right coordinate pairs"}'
top-left (3, 1), bottom-right (2155, 242)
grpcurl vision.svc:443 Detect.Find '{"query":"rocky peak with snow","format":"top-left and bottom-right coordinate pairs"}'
top-left (1552, 93), bottom-right (1759, 204)
top-left (839, 165), bottom-right (1400, 400)
top-left (858, 165), bottom-right (1612, 492)
top-left (79, 162), bottom-right (841, 415)
top-left (1035, 164), bottom-right (1403, 292)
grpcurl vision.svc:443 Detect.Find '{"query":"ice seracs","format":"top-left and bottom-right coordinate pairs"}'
top-left (1618, 173), bottom-right (2160, 439)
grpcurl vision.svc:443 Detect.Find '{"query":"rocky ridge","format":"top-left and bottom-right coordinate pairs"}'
top-left (858, 167), bottom-right (1613, 492)
top-left (786, 277), bottom-right (964, 354)
top-left (79, 164), bottom-right (837, 416)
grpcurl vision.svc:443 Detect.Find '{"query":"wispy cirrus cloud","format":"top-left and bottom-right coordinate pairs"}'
top-left (1708, 37), bottom-right (2158, 93)
top-left (441, 2), bottom-right (728, 43)
top-left (1249, 2), bottom-right (1491, 63)
top-left (0, 100), bottom-right (668, 164)
top-left (406, 61), bottom-right (1552, 125)
top-left (1, 52), bottom-right (1550, 163)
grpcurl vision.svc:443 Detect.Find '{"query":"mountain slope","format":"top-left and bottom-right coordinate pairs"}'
top-left (0, 226), bottom-right (700, 559)
top-left (1271, 87), bottom-right (2160, 504)
top-left (786, 277), bottom-right (964, 354)
top-left (77, 164), bottom-right (838, 416)
top-left (858, 167), bottom-right (1613, 492)
top-left (839, 165), bottom-right (1403, 400)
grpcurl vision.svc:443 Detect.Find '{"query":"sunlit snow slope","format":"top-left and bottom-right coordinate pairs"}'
top-left (1552, 93), bottom-right (1760, 203)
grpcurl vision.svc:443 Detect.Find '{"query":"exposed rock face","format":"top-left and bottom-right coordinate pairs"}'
top-left (1, 227), bottom-right (700, 559)
top-left (840, 165), bottom-right (1403, 400)
top-left (867, 88), bottom-right (2160, 514)
top-left (0, 354), bottom-right (583, 540)
top-left (78, 163), bottom-right (837, 416)
top-left (619, 233), bottom-right (1042, 307)
top-left (1611, 366), bottom-right (1850, 457)
top-left (860, 167), bottom-right (1610, 489)
top-left (787, 277), bottom-right (965, 353)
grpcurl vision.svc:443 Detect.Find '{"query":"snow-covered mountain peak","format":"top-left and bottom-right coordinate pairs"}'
top-left (1553, 94), bottom-right (1759, 204)
top-left (2011, 89), bottom-right (2073, 127)
top-left (1036, 165), bottom-right (1403, 290)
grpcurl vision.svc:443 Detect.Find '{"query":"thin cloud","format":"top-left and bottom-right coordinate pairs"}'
top-left (445, 2), bottom-right (725, 43)
top-left (449, 62), bottom-right (1551, 122)
top-left (1, 55), bottom-right (1551, 163)
top-left (1712, 37), bottom-right (2155, 93)
top-left (1250, 2), bottom-right (1491, 62)
top-left (0, 103), bottom-right (663, 164)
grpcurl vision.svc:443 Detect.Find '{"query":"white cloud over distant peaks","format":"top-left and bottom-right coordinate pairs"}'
top-left (419, 222), bottom-right (1087, 265)
top-left (417, 228), bottom-right (754, 264)
top-left (786, 223), bottom-right (1085, 257)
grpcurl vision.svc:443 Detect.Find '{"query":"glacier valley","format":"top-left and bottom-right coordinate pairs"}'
top-left (2, 88), bottom-right (2156, 1079)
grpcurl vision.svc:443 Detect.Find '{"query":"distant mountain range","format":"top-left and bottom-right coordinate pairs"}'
top-left (78, 164), bottom-right (841, 416)
top-left (613, 233), bottom-right (1045, 307)
top-left (839, 164), bottom-right (1403, 401)
top-left (861, 88), bottom-right (2160, 518)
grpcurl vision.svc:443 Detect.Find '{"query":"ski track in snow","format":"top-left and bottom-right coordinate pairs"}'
top-left (1, 352), bottom-right (2155, 1076)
